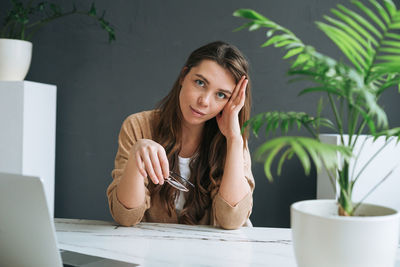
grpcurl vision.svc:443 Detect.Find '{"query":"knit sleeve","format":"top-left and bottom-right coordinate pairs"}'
top-left (106, 111), bottom-right (153, 226)
top-left (211, 143), bottom-right (255, 230)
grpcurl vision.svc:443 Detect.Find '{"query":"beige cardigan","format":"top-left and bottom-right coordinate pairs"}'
top-left (107, 110), bottom-right (255, 229)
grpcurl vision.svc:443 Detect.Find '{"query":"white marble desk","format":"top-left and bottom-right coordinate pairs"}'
top-left (55, 219), bottom-right (400, 267)
top-left (55, 218), bottom-right (296, 267)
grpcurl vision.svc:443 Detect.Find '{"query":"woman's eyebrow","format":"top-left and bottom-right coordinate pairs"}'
top-left (195, 74), bottom-right (210, 84)
top-left (195, 74), bottom-right (232, 95)
top-left (219, 89), bottom-right (233, 95)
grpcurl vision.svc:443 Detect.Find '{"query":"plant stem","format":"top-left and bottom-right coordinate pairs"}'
top-left (26, 11), bottom-right (75, 29)
top-left (322, 160), bottom-right (338, 197)
top-left (351, 119), bottom-right (367, 149)
top-left (352, 166), bottom-right (397, 214)
top-left (353, 138), bottom-right (394, 184)
top-left (350, 136), bottom-right (368, 182)
top-left (338, 171), bottom-right (354, 216)
top-left (328, 93), bottom-right (345, 144)
top-left (303, 123), bottom-right (318, 139)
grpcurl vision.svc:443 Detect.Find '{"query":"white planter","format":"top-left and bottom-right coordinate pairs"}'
top-left (0, 38), bottom-right (32, 81)
top-left (291, 200), bottom-right (400, 267)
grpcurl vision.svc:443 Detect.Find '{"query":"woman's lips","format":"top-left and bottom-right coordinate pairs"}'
top-left (190, 106), bottom-right (205, 117)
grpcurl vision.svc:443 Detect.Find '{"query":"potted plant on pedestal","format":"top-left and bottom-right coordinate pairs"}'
top-left (234, 0), bottom-right (400, 266)
top-left (0, 0), bottom-right (115, 81)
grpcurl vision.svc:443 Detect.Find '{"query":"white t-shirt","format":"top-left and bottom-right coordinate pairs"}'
top-left (175, 156), bottom-right (191, 212)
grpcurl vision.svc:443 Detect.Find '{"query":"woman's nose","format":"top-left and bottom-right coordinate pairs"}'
top-left (198, 94), bottom-right (210, 107)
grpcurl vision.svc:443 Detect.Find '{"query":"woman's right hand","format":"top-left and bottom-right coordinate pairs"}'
top-left (130, 139), bottom-right (169, 185)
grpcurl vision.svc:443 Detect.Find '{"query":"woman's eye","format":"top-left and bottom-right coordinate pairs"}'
top-left (217, 92), bottom-right (226, 99)
top-left (195, 80), bottom-right (205, 87)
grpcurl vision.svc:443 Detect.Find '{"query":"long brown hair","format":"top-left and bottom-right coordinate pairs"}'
top-left (150, 41), bottom-right (252, 224)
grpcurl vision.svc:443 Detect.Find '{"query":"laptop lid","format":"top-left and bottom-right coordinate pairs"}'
top-left (0, 172), bottom-right (63, 267)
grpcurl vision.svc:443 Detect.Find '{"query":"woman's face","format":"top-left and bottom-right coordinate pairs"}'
top-left (179, 59), bottom-right (236, 127)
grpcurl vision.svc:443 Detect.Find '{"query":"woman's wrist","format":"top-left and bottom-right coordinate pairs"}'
top-left (226, 135), bottom-right (243, 146)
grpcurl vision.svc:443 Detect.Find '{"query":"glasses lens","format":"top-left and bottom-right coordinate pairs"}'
top-left (166, 177), bottom-right (189, 192)
top-left (169, 171), bottom-right (195, 188)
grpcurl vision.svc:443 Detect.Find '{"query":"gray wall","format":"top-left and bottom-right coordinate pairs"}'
top-left (2, 0), bottom-right (399, 227)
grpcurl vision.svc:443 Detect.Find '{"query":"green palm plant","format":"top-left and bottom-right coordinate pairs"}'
top-left (234, 0), bottom-right (400, 216)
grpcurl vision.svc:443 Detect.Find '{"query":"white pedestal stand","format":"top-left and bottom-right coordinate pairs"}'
top-left (0, 81), bottom-right (57, 217)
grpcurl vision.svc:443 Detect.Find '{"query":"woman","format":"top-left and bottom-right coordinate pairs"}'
top-left (107, 41), bottom-right (254, 230)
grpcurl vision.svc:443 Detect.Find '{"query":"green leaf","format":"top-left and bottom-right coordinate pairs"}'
top-left (317, 22), bottom-right (364, 71)
top-left (297, 138), bottom-right (323, 170)
top-left (376, 55), bottom-right (400, 61)
top-left (256, 138), bottom-right (286, 181)
top-left (249, 23), bottom-right (262, 31)
top-left (233, 21), bottom-right (253, 32)
top-left (379, 47), bottom-right (400, 54)
top-left (324, 15), bottom-right (370, 49)
top-left (390, 22), bottom-right (400, 29)
top-left (383, 0), bottom-right (397, 18)
top-left (317, 97), bottom-right (324, 119)
top-left (256, 137), bottom-right (352, 181)
top-left (281, 118), bottom-right (289, 133)
top-left (290, 139), bottom-right (311, 175)
top-left (323, 22), bottom-right (368, 65)
top-left (267, 29), bottom-right (277, 37)
top-left (283, 47), bottom-right (304, 59)
top-left (385, 32), bottom-right (400, 40)
top-left (291, 53), bottom-right (310, 68)
top-left (336, 4), bottom-right (381, 41)
top-left (382, 40), bottom-right (400, 48)
top-left (261, 34), bottom-right (290, 47)
top-left (369, 0), bottom-right (390, 26)
top-left (277, 149), bottom-right (293, 176)
top-left (274, 40), bottom-right (294, 48)
top-left (233, 9), bottom-right (268, 21)
top-left (352, 0), bottom-right (386, 31)
top-left (89, 3), bottom-right (96, 16)
top-left (251, 113), bottom-right (264, 136)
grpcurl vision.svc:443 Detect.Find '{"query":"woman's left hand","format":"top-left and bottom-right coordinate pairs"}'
top-left (216, 75), bottom-right (248, 141)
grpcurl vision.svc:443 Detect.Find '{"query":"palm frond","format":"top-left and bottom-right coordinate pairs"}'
top-left (290, 52), bottom-right (389, 130)
top-left (233, 9), bottom-right (315, 69)
top-left (318, 0), bottom-right (400, 80)
top-left (255, 136), bottom-right (352, 181)
top-left (243, 111), bottom-right (335, 139)
top-left (234, 4), bottom-right (393, 135)
top-left (376, 74), bottom-right (400, 94)
top-left (374, 127), bottom-right (400, 141)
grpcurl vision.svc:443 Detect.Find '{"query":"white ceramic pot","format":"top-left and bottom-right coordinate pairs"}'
top-left (291, 199), bottom-right (399, 267)
top-left (0, 38), bottom-right (32, 81)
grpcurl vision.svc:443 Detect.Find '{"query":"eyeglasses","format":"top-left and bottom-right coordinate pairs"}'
top-left (165, 171), bottom-right (195, 192)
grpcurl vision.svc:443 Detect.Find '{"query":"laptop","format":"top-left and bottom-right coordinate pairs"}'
top-left (0, 172), bottom-right (138, 267)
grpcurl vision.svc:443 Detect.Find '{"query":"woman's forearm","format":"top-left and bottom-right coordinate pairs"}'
top-left (116, 153), bottom-right (147, 209)
top-left (219, 137), bottom-right (251, 206)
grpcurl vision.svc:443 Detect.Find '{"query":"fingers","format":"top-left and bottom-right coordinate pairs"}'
top-left (236, 79), bottom-right (248, 107)
top-left (150, 150), bottom-right (164, 185)
top-left (158, 149), bottom-right (170, 179)
top-left (230, 76), bottom-right (246, 101)
top-left (133, 140), bottom-right (169, 186)
top-left (226, 76), bottom-right (247, 113)
top-left (142, 150), bottom-right (160, 185)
